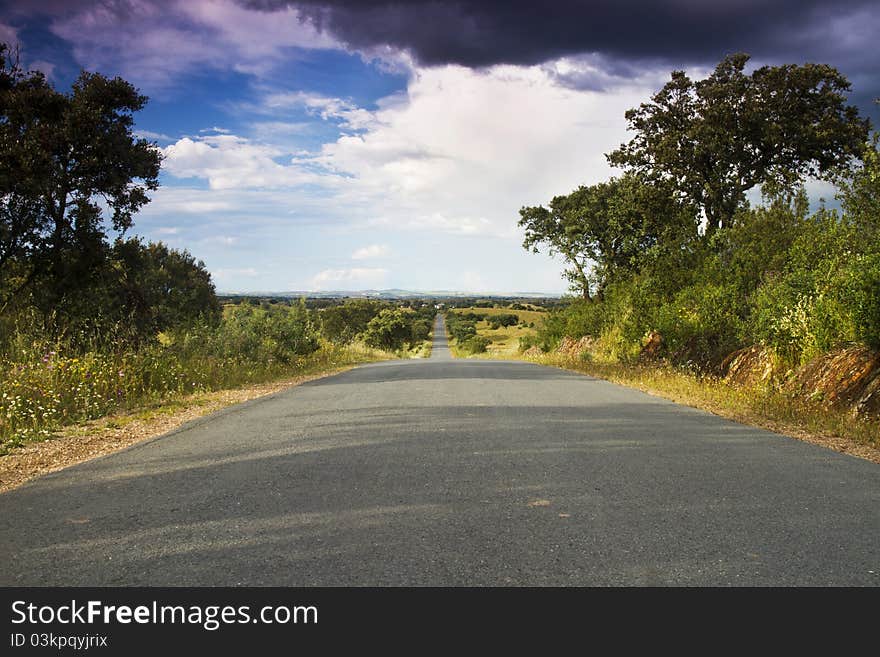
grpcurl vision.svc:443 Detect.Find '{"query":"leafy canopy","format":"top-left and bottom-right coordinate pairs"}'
top-left (607, 53), bottom-right (870, 233)
top-left (518, 174), bottom-right (695, 298)
top-left (0, 43), bottom-right (161, 322)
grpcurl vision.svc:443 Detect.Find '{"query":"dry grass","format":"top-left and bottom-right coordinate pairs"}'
top-left (450, 306), bottom-right (547, 324)
top-left (449, 307), bottom-right (545, 359)
top-left (463, 322), bottom-right (534, 359)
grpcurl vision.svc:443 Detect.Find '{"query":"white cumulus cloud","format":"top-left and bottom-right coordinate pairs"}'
top-left (304, 63), bottom-right (652, 237)
top-left (351, 244), bottom-right (391, 260)
top-left (161, 134), bottom-right (334, 190)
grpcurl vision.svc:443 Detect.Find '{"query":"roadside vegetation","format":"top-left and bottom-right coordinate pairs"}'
top-left (0, 45), bottom-right (431, 455)
top-left (511, 53), bottom-right (880, 452)
top-left (0, 294), bottom-right (435, 455)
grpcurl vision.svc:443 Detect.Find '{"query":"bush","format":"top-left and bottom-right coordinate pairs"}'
top-left (519, 334), bottom-right (543, 353)
top-left (654, 281), bottom-right (744, 368)
top-left (410, 318), bottom-right (433, 344)
top-left (461, 336), bottom-right (491, 354)
top-left (487, 313), bottom-right (519, 329)
top-left (447, 315), bottom-right (478, 343)
top-left (210, 301), bottom-right (320, 363)
top-left (845, 253), bottom-right (880, 349)
top-left (363, 309), bottom-right (412, 351)
top-left (750, 251), bottom-right (880, 362)
top-left (319, 299), bottom-right (383, 344)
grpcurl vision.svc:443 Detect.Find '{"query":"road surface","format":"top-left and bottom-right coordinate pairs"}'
top-left (1, 315), bottom-right (877, 585)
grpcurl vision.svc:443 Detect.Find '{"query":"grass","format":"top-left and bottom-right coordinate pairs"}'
top-left (419, 327), bottom-right (434, 358)
top-left (0, 339), bottom-right (394, 455)
top-left (448, 307), bottom-right (545, 358)
top-left (450, 322), bottom-right (532, 359)
top-left (450, 306), bottom-right (547, 324)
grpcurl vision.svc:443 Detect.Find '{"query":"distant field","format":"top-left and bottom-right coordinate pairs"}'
top-left (449, 306), bottom-right (546, 324)
top-left (449, 306), bottom-right (543, 358)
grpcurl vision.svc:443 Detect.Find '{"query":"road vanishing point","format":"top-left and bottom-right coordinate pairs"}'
top-left (1, 315), bottom-right (877, 585)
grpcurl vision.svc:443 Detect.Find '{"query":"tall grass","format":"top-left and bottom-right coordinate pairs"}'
top-left (0, 305), bottom-right (390, 453)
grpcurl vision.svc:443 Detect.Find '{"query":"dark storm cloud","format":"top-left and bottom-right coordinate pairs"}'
top-left (242, 0), bottom-right (879, 115)
top-left (2, 1), bottom-right (876, 113)
top-left (240, 1), bottom-right (875, 67)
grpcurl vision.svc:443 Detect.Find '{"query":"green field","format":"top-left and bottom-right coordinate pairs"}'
top-left (448, 307), bottom-right (543, 358)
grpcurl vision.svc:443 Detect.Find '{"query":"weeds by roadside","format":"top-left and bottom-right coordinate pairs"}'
top-left (0, 329), bottom-right (391, 455)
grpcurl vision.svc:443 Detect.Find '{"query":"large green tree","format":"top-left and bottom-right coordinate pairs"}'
top-left (607, 53), bottom-right (870, 234)
top-left (0, 43), bottom-right (161, 323)
top-left (518, 174), bottom-right (695, 299)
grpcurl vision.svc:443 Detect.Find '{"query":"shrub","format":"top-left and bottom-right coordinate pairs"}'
top-left (461, 336), bottom-right (491, 354)
top-left (486, 313), bottom-right (519, 329)
top-left (447, 315), bottom-right (478, 343)
top-left (662, 282), bottom-right (744, 366)
top-left (363, 309), bottom-right (412, 351)
top-left (410, 318), bottom-right (433, 344)
top-left (319, 299), bottom-right (383, 344)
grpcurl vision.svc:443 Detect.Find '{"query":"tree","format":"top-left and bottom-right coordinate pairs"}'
top-left (320, 299), bottom-right (384, 344)
top-left (607, 53), bottom-right (870, 235)
top-left (0, 45), bottom-right (60, 304)
top-left (839, 128), bottom-right (879, 244)
top-left (0, 43), bottom-right (161, 323)
top-left (519, 192), bottom-right (594, 299)
top-left (519, 174), bottom-right (695, 298)
top-left (110, 239), bottom-right (221, 340)
top-left (363, 308), bottom-right (412, 351)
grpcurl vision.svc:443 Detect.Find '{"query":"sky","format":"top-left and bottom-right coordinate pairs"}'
top-left (1, 0), bottom-right (878, 294)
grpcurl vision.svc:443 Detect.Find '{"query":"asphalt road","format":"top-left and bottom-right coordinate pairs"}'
top-left (1, 315), bottom-right (877, 585)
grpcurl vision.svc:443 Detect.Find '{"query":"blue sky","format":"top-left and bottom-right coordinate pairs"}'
top-left (2, 1), bottom-right (877, 294)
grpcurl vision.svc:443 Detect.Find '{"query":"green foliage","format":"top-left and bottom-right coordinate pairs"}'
top-left (210, 300), bottom-right (320, 363)
top-left (446, 315), bottom-right (478, 343)
top-left (607, 53), bottom-right (870, 233)
top-left (0, 43), bottom-right (221, 349)
top-left (410, 317), bottom-right (433, 344)
top-left (1, 44), bottom-right (161, 320)
top-left (654, 281), bottom-right (744, 367)
top-left (109, 238), bottom-right (221, 341)
top-left (519, 173), bottom-right (696, 297)
top-left (487, 313), bottom-right (519, 329)
top-left (518, 334), bottom-right (541, 352)
top-left (319, 299), bottom-right (384, 344)
top-left (749, 206), bottom-right (880, 360)
top-left (0, 300), bottom-right (330, 451)
top-left (712, 189), bottom-right (810, 296)
top-left (460, 336), bottom-right (491, 354)
top-left (363, 308), bottom-right (412, 351)
top-left (527, 173), bottom-right (880, 370)
top-left (519, 56), bottom-right (876, 372)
